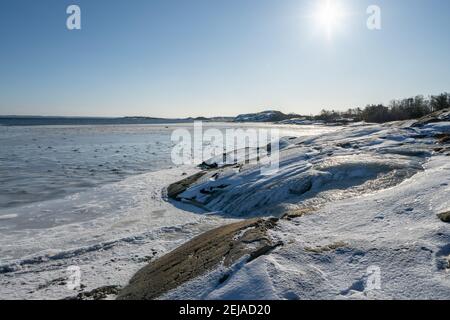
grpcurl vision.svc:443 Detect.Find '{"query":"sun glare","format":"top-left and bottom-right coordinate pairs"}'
top-left (313, 0), bottom-right (347, 38)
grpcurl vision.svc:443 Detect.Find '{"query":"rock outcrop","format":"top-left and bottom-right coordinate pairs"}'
top-left (438, 211), bottom-right (450, 223)
top-left (412, 108), bottom-right (450, 127)
top-left (117, 218), bottom-right (281, 300)
top-left (167, 171), bottom-right (206, 199)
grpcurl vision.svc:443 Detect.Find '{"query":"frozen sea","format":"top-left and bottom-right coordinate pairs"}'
top-left (0, 123), bottom-right (336, 211)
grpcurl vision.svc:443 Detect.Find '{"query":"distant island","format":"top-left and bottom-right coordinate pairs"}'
top-left (0, 115), bottom-right (235, 126)
top-left (0, 112), bottom-right (299, 126)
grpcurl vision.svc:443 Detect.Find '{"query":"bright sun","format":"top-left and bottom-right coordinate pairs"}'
top-left (313, 0), bottom-right (346, 38)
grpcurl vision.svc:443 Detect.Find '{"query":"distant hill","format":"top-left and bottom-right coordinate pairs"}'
top-left (234, 110), bottom-right (301, 122)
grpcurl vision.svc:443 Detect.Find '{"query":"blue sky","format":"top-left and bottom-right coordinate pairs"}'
top-left (0, 0), bottom-right (449, 117)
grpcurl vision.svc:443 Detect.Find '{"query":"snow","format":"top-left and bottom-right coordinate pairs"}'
top-left (0, 123), bottom-right (338, 300)
top-left (175, 123), bottom-right (432, 217)
top-left (163, 122), bottom-right (450, 300)
top-left (0, 166), bottom-right (235, 299)
top-left (2, 120), bottom-right (450, 300)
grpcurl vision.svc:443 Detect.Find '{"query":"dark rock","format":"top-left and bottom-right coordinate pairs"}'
top-left (435, 134), bottom-right (450, 144)
top-left (65, 285), bottom-right (122, 300)
top-left (337, 142), bottom-right (353, 149)
top-left (281, 208), bottom-right (315, 220)
top-left (199, 161), bottom-right (218, 170)
top-left (247, 241), bottom-right (284, 263)
top-left (117, 218), bottom-right (280, 300)
top-left (437, 211), bottom-right (450, 223)
top-left (218, 273), bottom-right (230, 284)
top-left (167, 171), bottom-right (206, 199)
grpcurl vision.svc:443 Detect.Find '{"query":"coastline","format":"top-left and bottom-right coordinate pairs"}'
top-left (118, 112), bottom-right (450, 300)
top-left (0, 122), bottom-right (335, 299)
top-left (1, 114), bottom-right (449, 300)
top-left (0, 166), bottom-right (235, 300)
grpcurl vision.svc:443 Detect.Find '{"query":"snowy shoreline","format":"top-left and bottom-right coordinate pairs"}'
top-left (0, 122), bottom-right (336, 300)
top-left (1, 114), bottom-right (449, 300)
top-left (0, 166), bottom-right (237, 300)
top-left (121, 115), bottom-right (450, 300)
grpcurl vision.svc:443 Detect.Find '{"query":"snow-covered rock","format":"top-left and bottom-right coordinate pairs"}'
top-left (234, 110), bottom-right (299, 123)
top-left (162, 120), bottom-right (450, 300)
top-left (175, 123), bottom-right (435, 217)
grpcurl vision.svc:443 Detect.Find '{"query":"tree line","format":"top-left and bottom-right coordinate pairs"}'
top-left (312, 92), bottom-right (450, 123)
